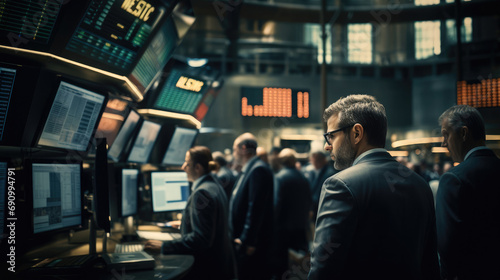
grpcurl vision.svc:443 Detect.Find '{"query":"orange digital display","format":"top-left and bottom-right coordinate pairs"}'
top-left (241, 87), bottom-right (310, 118)
top-left (457, 78), bottom-right (500, 108)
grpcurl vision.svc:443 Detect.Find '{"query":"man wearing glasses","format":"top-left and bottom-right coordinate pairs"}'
top-left (308, 94), bottom-right (439, 280)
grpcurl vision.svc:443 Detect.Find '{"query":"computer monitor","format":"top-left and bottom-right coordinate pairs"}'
top-left (0, 162), bottom-right (6, 240)
top-left (62, 0), bottom-right (170, 75)
top-left (162, 127), bottom-right (198, 166)
top-left (151, 171), bottom-right (189, 213)
top-left (37, 80), bottom-right (107, 152)
top-left (0, 66), bottom-right (16, 144)
top-left (108, 109), bottom-right (142, 162)
top-left (94, 97), bottom-right (131, 148)
top-left (31, 162), bottom-right (83, 234)
top-left (127, 120), bottom-right (161, 163)
top-left (121, 169), bottom-right (139, 217)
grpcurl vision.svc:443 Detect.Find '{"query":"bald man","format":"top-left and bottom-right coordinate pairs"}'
top-left (230, 133), bottom-right (274, 280)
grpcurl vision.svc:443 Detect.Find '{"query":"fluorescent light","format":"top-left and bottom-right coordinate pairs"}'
top-left (187, 58), bottom-right (208, 67)
top-left (392, 137), bottom-right (443, 148)
top-left (387, 151), bottom-right (409, 157)
top-left (280, 135), bottom-right (320, 141)
top-left (432, 147), bottom-right (449, 153)
top-left (0, 45), bottom-right (143, 102)
top-left (137, 109), bottom-right (201, 129)
top-left (486, 135), bottom-right (500, 141)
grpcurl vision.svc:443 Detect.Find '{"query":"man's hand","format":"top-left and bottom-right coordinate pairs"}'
top-left (144, 240), bottom-right (163, 255)
top-left (167, 220), bottom-right (181, 229)
top-left (234, 238), bottom-right (256, 256)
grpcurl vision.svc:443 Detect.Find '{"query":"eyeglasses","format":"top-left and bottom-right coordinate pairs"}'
top-left (323, 124), bottom-right (354, 145)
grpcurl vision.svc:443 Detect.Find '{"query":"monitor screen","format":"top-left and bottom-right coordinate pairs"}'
top-left (127, 120), bottom-right (161, 163)
top-left (32, 163), bottom-right (82, 234)
top-left (128, 15), bottom-right (178, 94)
top-left (0, 162), bottom-right (6, 240)
top-left (153, 68), bottom-right (209, 114)
top-left (63, 0), bottom-right (167, 74)
top-left (121, 169), bottom-right (139, 217)
top-left (0, 67), bottom-right (16, 143)
top-left (151, 171), bottom-right (189, 212)
top-left (108, 109), bottom-right (142, 162)
top-left (94, 98), bottom-right (130, 148)
top-left (162, 127), bottom-right (198, 166)
top-left (37, 81), bottom-right (106, 152)
top-left (0, 0), bottom-right (63, 48)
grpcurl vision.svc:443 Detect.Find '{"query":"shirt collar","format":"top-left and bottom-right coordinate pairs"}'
top-left (192, 174), bottom-right (210, 191)
top-left (242, 155), bottom-right (259, 173)
top-left (464, 146), bottom-right (490, 161)
top-left (352, 148), bottom-right (387, 166)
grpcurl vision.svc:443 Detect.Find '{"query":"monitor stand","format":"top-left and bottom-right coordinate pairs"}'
top-left (121, 216), bottom-right (139, 242)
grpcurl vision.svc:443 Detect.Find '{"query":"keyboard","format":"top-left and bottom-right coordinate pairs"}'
top-left (31, 254), bottom-right (98, 269)
top-left (114, 243), bottom-right (144, 253)
top-left (27, 254), bottom-right (101, 276)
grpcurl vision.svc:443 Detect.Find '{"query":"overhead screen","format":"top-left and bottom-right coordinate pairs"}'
top-left (32, 163), bottom-right (82, 234)
top-left (0, 67), bottom-right (16, 142)
top-left (151, 171), bottom-right (189, 212)
top-left (0, 0), bottom-right (63, 48)
top-left (63, 0), bottom-right (166, 74)
top-left (162, 126), bottom-right (197, 166)
top-left (127, 120), bottom-right (161, 163)
top-left (37, 81), bottom-right (106, 152)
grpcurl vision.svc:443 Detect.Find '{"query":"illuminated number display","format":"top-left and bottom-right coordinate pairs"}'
top-left (457, 78), bottom-right (500, 108)
top-left (241, 87), bottom-right (310, 118)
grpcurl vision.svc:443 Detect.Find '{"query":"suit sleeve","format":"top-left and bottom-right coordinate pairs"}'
top-left (162, 187), bottom-right (216, 254)
top-left (308, 177), bottom-right (357, 280)
top-left (435, 172), bottom-right (462, 279)
top-left (238, 166), bottom-right (273, 247)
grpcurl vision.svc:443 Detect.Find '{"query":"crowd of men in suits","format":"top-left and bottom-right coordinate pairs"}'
top-left (146, 94), bottom-right (500, 280)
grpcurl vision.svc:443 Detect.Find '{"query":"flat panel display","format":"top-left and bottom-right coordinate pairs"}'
top-left (32, 163), bottom-right (82, 234)
top-left (127, 120), bottom-right (161, 163)
top-left (94, 97), bottom-right (130, 148)
top-left (162, 126), bottom-right (197, 166)
top-left (151, 171), bottom-right (189, 212)
top-left (108, 109), bottom-right (141, 162)
top-left (63, 0), bottom-right (166, 74)
top-left (0, 67), bottom-right (16, 142)
top-left (37, 81), bottom-right (106, 151)
top-left (121, 168), bottom-right (139, 217)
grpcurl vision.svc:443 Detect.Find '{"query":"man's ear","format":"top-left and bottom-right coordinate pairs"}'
top-left (460, 126), bottom-right (468, 142)
top-left (352, 124), bottom-right (364, 145)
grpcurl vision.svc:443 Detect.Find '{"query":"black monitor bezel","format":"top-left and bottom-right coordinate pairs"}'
top-left (26, 158), bottom-right (85, 237)
top-left (34, 76), bottom-right (109, 154)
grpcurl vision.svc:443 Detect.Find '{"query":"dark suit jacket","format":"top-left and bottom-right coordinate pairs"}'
top-left (230, 156), bottom-right (274, 254)
top-left (216, 166), bottom-right (237, 201)
top-left (309, 150), bottom-right (440, 280)
top-left (307, 164), bottom-right (337, 214)
top-left (162, 174), bottom-right (236, 280)
top-left (436, 148), bottom-right (500, 279)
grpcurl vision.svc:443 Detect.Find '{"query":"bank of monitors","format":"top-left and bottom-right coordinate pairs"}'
top-left (36, 80), bottom-right (107, 152)
top-left (30, 161), bottom-right (83, 235)
top-left (162, 126), bottom-right (198, 166)
top-left (108, 109), bottom-right (142, 162)
top-left (120, 169), bottom-right (140, 217)
top-left (127, 120), bottom-right (162, 163)
top-left (151, 171), bottom-right (189, 213)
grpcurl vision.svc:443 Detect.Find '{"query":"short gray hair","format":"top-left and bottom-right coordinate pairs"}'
top-left (438, 105), bottom-right (485, 141)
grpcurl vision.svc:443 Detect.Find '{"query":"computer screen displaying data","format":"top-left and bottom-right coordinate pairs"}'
top-left (32, 163), bottom-right (82, 234)
top-left (151, 171), bottom-right (189, 212)
top-left (121, 169), bottom-right (139, 217)
top-left (37, 81), bottom-right (106, 151)
top-left (162, 127), bottom-right (197, 166)
top-left (108, 109), bottom-right (141, 162)
top-left (127, 120), bottom-right (161, 163)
